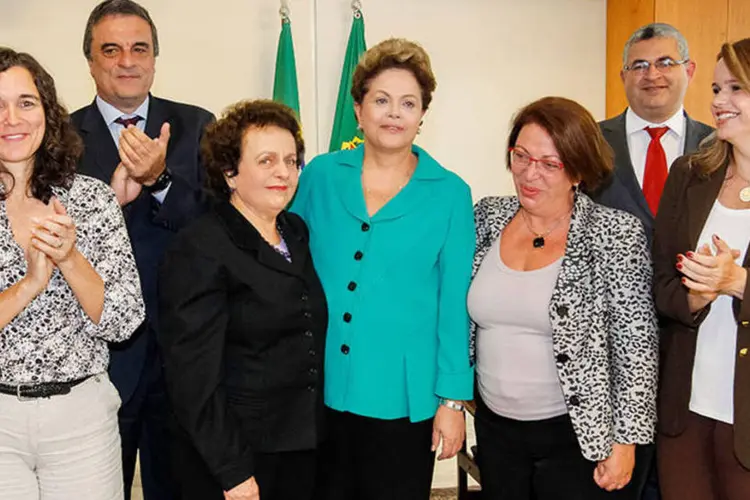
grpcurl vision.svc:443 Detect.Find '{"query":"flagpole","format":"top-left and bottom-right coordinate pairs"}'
top-left (352, 0), bottom-right (362, 18)
top-left (312, 0), bottom-right (321, 153)
top-left (272, 0), bottom-right (301, 116)
top-left (279, 0), bottom-right (290, 23)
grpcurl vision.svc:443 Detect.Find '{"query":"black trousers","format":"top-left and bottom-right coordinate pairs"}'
top-left (314, 407), bottom-right (436, 500)
top-left (474, 395), bottom-right (651, 500)
top-left (170, 431), bottom-right (316, 500)
top-left (119, 351), bottom-right (174, 500)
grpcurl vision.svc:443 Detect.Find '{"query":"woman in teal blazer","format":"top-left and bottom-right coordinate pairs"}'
top-left (291, 38), bottom-right (474, 500)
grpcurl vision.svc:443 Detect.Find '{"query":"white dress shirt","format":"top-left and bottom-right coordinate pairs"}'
top-left (95, 96), bottom-right (170, 203)
top-left (625, 107), bottom-right (687, 188)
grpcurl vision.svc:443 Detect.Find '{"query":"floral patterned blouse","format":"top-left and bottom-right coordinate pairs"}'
top-left (0, 174), bottom-right (145, 385)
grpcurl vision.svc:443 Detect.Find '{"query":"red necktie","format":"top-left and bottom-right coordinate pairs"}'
top-left (114, 116), bottom-right (143, 127)
top-left (643, 126), bottom-right (669, 215)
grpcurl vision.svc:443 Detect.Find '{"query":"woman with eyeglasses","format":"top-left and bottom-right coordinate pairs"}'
top-left (470, 96), bottom-right (658, 499)
top-left (653, 38), bottom-right (750, 500)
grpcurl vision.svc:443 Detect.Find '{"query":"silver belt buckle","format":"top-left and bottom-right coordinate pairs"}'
top-left (16, 384), bottom-right (33, 402)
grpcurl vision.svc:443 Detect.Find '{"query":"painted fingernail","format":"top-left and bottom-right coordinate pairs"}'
top-left (676, 263), bottom-right (683, 270)
top-left (686, 251), bottom-right (694, 258)
top-left (681, 278), bottom-right (686, 284)
top-left (677, 254), bottom-right (684, 262)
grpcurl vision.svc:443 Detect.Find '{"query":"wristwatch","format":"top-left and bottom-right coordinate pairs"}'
top-left (143, 167), bottom-right (172, 193)
top-left (438, 398), bottom-right (465, 412)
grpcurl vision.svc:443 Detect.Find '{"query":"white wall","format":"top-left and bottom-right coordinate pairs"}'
top-left (0, 0), bottom-right (606, 489)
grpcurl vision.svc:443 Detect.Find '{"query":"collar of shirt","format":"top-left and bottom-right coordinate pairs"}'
top-left (625, 106), bottom-right (686, 138)
top-left (338, 143), bottom-right (449, 180)
top-left (95, 95), bottom-right (150, 128)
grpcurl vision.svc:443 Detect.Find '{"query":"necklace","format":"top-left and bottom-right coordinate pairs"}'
top-left (738, 180), bottom-right (750, 203)
top-left (364, 182), bottom-right (407, 197)
top-left (727, 166), bottom-right (750, 202)
top-left (362, 164), bottom-right (414, 199)
top-left (520, 208), bottom-right (571, 249)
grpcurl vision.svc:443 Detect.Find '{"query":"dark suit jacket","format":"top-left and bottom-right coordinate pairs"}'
top-left (158, 202), bottom-right (328, 490)
top-left (653, 156), bottom-right (750, 468)
top-left (71, 95), bottom-right (214, 403)
top-left (592, 110), bottom-right (713, 241)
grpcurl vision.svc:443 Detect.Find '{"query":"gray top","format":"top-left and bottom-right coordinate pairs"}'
top-left (468, 234), bottom-right (567, 420)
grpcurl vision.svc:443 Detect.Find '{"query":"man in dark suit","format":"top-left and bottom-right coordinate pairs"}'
top-left (594, 23), bottom-right (713, 244)
top-left (70, 1), bottom-right (213, 498)
top-left (591, 23), bottom-right (713, 500)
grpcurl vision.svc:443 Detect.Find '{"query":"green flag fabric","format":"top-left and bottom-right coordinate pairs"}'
top-left (273, 17), bottom-right (300, 117)
top-left (328, 9), bottom-right (366, 151)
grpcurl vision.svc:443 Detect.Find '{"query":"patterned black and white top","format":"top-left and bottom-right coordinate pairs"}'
top-left (0, 174), bottom-right (145, 385)
top-left (472, 192), bottom-right (659, 461)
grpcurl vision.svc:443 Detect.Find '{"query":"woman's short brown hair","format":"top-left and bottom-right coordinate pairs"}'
top-left (351, 38), bottom-right (437, 110)
top-left (507, 97), bottom-right (614, 192)
top-left (202, 99), bottom-right (304, 200)
top-left (0, 47), bottom-right (82, 202)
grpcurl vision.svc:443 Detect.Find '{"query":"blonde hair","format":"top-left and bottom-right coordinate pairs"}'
top-left (351, 38), bottom-right (437, 110)
top-left (690, 38), bottom-right (750, 176)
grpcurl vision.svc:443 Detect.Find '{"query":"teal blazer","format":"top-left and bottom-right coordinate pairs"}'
top-left (291, 144), bottom-right (474, 422)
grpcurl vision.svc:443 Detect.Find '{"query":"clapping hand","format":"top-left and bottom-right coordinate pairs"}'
top-left (119, 122), bottom-right (170, 184)
top-left (110, 122), bottom-right (171, 206)
top-left (30, 197), bottom-right (77, 266)
top-left (678, 234), bottom-right (745, 301)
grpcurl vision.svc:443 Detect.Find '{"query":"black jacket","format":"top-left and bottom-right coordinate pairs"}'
top-left (592, 110), bottom-right (713, 244)
top-left (71, 95), bottom-right (214, 403)
top-left (158, 201), bottom-right (327, 490)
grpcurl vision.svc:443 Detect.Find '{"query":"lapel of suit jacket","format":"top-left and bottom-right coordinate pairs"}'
top-left (472, 196), bottom-right (518, 278)
top-left (684, 114), bottom-right (708, 153)
top-left (214, 201), bottom-right (305, 278)
top-left (145, 95), bottom-right (178, 159)
top-left (79, 100), bottom-right (120, 181)
top-left (549, 193), bottom-right (595, 352)
top-left (686, 163), bottom-right (727, 249)
top-left (333, 146), bottom-right (369, 223)
top-left (334, 144), bottom-right (448, 224)
top-left (372, 145), bottom-right (448, 223)
top-left (602, 112), bottom-right (653, 219)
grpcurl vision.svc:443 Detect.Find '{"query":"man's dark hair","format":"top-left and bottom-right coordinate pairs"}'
top-left (83, 0), bottom-right (159, 60)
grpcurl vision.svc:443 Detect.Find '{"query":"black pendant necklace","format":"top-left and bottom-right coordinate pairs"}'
top-left (520, 207), bottom-right (571, 249)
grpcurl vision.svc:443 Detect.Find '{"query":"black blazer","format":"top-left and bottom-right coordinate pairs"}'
top-left (71, 95), bottom-right (214, 403)
top-left (592, 110), bottom-right (713, 242)
top-left (158, 202), bottom-right (328, 490)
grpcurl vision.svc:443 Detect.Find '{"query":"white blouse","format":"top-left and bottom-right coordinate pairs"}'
top-left (690, 200), bottom-right (750, 424)
top-left (0, 174), bottom-right (145, 385)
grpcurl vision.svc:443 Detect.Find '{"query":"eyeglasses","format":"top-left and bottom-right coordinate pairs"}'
top-left (508, 147), bottom-right (564, 173)
top-left (623, 57), bottom-right (689, 75)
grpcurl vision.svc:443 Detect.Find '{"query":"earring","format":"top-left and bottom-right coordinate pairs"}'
top-left (357, 123), bottom-right (362, 131)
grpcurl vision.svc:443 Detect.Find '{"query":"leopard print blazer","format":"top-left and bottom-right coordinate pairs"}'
top-left (471, 192), bottom-right (658, 461)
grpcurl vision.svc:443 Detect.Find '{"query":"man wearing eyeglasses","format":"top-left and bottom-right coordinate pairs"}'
top-left (593, 23), bottom-right (712, 245)
top-left (591, 23), bottom-right (713, 500)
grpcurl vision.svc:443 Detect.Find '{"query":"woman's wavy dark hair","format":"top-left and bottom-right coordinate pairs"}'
top-left (0, 47), bottom-right (82, 202)
top-left (202, 99), bottom-right (305, 200)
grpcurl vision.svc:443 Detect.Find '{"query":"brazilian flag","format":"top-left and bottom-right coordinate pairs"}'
top-left (328, 6), bottom-right (366, 151)
top-left (273, 12), bottom-right (300, 117)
